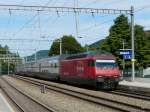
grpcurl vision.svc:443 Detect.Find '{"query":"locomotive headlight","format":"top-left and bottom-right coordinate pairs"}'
top-left (98, 75), bottom-right (102, 77)
top-left (113, 75), bottom-right (118, 77)
top-left (97, 76), bottom-right (104, 82)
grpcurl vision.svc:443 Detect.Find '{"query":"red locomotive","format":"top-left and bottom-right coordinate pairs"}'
top-left (16, 51), bottom-right (120, 89)
top-left (60, 51), bottom-right (120, 89)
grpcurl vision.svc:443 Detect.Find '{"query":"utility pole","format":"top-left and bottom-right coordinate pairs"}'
top-left (74, 0), bottom-right (79, 39)
top-left (131, 6), bottom-right (135, 81)
top-left (37, 11), bottom-right (42, 38)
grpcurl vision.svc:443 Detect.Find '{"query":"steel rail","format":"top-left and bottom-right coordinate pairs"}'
top-left (107, 89), bottom-right (150, 101)
top-left (14, 75), bottom-right (150, 112)
top-left (0, 83), bottom-right (25, 112)
top-left (0, 77), bottom-right (57, 112)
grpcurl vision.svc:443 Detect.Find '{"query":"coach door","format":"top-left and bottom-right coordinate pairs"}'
top-left (76, 61), bottom-right (84, 78)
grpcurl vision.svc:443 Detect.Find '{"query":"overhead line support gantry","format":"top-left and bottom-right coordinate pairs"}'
top-left (0, 4), bottom-right (130, 14)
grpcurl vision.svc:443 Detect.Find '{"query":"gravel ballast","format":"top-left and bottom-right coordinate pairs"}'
top-left (2, 75), bottom-right (122, 112)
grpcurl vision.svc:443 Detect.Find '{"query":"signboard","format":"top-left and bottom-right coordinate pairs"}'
top-left (119, 49), bottom-right (132, 60)
top-left (119, 49), bottom-right (131, 55)
top-left (120, 51), bottom-right (131, 55)
top-left (123, 54), bottom-right (131, 59)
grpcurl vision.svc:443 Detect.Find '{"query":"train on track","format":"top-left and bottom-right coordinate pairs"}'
top-left (16, 51), bottom-right (120, 89)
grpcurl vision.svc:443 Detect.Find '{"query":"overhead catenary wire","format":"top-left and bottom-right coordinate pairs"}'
top-left (0, 48), bottom-right (36, 51)
top-left (18, 0), bottom-right (25, 5)
top-left (25, 0), bottom-right (58, 38)
top-left (37, 10), bottom-right (42, 38)
top-left (0, 3), bottom-right (132, 51)
top-left (0, 38), bottom-right (54, 42)
top-left (39, 0), bottom-right (69, 39)
top-left (10, 0), bottom-right (57, 38)
top-left (0, 3), bottom-right (135, 80)
top-left (41, 15), bottom-right (62, 38)
top-left (135, 4), bottom-right (150, 12)
top-left (61, 0), bottom-right (69, 7)
top-left (83, 0), bottom-right (122, 8)
top-left (80, 18), bottom-right (114, 32)
top-left (12, 14), bottom-right (38, 37)
top-left (83, 0), bottom-right (99, 7)
top-left (45, 0), bottom-right (53, 6)
top-left (37, 7), bottom-right (76, 42)
top-left (3, 9), bottom-right (12, 37)
top-left (0, 4), bottom-right (131, 50)
top-left (0, 3), bottom-right (131, 40)
top-left (0, 2), bottom-right (131, 39)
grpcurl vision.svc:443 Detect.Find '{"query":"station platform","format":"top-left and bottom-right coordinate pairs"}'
top-left (0, 92), bottom-right (14, 112)
top-left (119, 78), bottom-right (150, 93)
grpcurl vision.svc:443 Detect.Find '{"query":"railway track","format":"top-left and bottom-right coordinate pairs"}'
top-left (0, 77), bottom-right (57, 112)
top-left (0, 85), bottom-right (24, 112)
top-left (13, 75), bottom-right (150, 112)
top-left (108, 89), bottom-right (150, 101)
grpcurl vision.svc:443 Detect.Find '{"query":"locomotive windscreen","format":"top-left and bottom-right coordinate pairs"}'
top-left (95, 60), bottom-right (117, 68)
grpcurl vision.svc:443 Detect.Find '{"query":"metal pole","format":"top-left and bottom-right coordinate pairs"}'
top-left (24, 57), bottom-right (26, 72)
top-left (35, 49), bottom-right (37, 63)
top-left (74, 0), bottom-right (79, 39)
top-left (37, 11), bottom-right (42, 38)
top-left (86, 44), bottom-right (89, 52)
top-left (7, 50), bottom-right (10, 75)
top-left (60, 38), bottom-right (62, 55)
top-left (122, 40), bottom-right (125, 76)
top-left (0, 63), bottom-right (1, 75)
top-left (131, 6), bottom-right (135, 81)
top-left (41, 84), bottom-right (46, 93)
top-left (8, 60), bottom-right (10, 75)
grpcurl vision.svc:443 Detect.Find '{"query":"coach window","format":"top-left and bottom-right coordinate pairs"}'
top-left (51, 63), bottom-right (53, 68)
top-left (88, 60), bottom-right (95, 66)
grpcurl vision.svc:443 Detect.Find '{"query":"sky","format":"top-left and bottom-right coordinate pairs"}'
top-left (0, 0), bottom-right (150, 57)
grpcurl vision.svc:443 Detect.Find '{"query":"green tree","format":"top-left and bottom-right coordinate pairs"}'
top-left (141, 31), bottom-right (150, 67)
top-left (101, 15), bottom-right (130, 53)
top-left (100, 14), bottom-right (149, 68)
top-left (0, 45), bottom-right (20, 74)
top-left (49, 35), bottom-right (85, 56)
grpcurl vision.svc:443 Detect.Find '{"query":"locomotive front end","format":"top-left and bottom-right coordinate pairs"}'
top-left (95, 59), bottom-right (120, 89)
